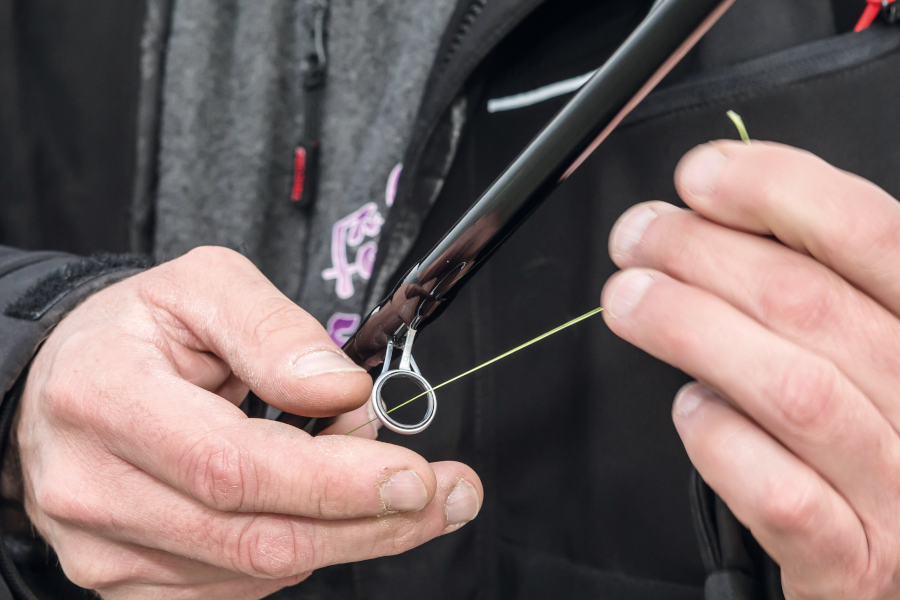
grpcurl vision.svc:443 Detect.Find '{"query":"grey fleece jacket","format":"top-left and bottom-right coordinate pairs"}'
top-left (140, 0), bottom-right (457, 343)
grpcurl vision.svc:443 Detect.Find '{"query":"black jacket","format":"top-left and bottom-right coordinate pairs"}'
top-left (1, 1), bottom-right (899, 599)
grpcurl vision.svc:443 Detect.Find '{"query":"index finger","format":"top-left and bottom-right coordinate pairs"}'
top-left (675, 141), bottom-right (900, 316)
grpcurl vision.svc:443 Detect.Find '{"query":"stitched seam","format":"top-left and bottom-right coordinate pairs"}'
top-left (619, 50), bottom-right (895, 132)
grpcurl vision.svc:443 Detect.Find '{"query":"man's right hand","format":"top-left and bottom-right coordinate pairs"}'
top-left (15, 247), bottom-right (482, 600)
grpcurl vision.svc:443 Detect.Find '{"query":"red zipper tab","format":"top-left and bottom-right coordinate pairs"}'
top-left (291, 147), bottom-right (307, 202)
top-left (856, 0), bottom-right (897, 32)
top-left (290, 141), bottom-right (321, 208)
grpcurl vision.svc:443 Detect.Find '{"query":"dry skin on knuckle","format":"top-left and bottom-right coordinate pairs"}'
top-left (302, 437), bottom-right (403, 518)
top-left (308, 465), bottom-right (357, 518)
top-left (182, 436), bottom-right (250, 512)
top-left (356, 513), bottom-right (430, 560)
top-left (244, 297), bottom-right (308, 350)
top-left (228, 515), bottom-right (312, 579)
top-left (388, 518), bottom-right (434, 555)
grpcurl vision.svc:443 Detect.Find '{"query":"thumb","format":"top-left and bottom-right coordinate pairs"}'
top-left (145, 246), bottom-right (372, 416)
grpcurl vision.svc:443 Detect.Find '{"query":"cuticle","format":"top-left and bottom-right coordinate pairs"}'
top-left (290, 348), bottom-right (350, 367)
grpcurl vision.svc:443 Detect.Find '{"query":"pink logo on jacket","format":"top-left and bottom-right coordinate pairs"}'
top-left (321, 202), bottom-right (384, 300)
top-left (324, 164), bottom-right (402, 346)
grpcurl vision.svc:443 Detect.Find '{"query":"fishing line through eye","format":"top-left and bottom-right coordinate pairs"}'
top-left (344, 307), bottom-right (604, 436)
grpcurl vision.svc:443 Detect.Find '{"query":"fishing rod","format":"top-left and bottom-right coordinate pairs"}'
top-left (343, 0), bottom-right (737, 435)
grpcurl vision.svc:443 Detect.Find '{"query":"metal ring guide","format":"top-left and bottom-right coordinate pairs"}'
top-left (370, 327), bottom-right (437, 435)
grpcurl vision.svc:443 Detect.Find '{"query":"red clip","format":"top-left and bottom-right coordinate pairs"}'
top-left (291, 147), bottom-right (307, 202)
top-left (856, 0), bottom-right (896, 31)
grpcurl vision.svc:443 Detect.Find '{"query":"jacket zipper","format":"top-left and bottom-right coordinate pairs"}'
top-left (438, 0), bottom-right (488, 71)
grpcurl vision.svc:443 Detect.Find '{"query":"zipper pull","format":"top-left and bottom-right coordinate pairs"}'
top-left (855, 0), bottom-right (897, 32)
top-left (292, 1), bottom-right (329, 209)
top-left (306, 0), bottom-right (328, 87)
top-left (885, 0), bottom-right (900, 24)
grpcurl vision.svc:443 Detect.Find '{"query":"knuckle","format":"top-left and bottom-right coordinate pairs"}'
top-left (228, 516), bottom-right (313, 578)
top-left (59, 552), bottom-right (136, 591)
top-left (656, 214), bottom-right (701, 273)
top-left (857, 561), bottom-right (900, 600)
top-left (756, 169), bottom-right (784, 214)
top-left (758, 265), bottom-right (837, 337)
top-left (33, 477), bottom-right (108, 530)
top-left (42, 366), bottom-right (86, 425)
top-left (55, 535), bottom-right (173, 591)
top-left (183, 438), bottom-right (252, 512)
top-left (182, 245), bottom-right (247, 271)
top-left (766, 357), bottom-right (840, 437)
top-left (378, 521), bottom-right (433, 558)
top-left (833, 183), bottom-right (900, 274)
top-left (782, 553), bottom-right (886, 600)
top-left (758, 479), bottom-right (822, 535)
top-left (247, 297), bottom-right (304, 348)
top-left (60, 557), bottom-right (114, 590)
top-left (40, 331), bottom-right (125, 429)
top-left (305, 467), bottom-right (355, 519)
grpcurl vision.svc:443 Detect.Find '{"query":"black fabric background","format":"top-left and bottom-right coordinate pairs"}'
top-left (0, 0), bottom-right (145, 255)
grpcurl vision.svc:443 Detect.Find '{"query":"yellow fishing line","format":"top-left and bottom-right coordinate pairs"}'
top-left (345, 306), bottom-right (605, 435)
top-left (726, 110), bottom-right (751, 144)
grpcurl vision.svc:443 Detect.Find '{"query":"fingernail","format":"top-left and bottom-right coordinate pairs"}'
top-left (680, 145), bottom-right (728, 201)
top-left (381, 470), bottom-right (428, 512)
top-left (292, 351), bottom-right (364, 378)
top-left (610, 203), bottom-right (681, 260)
top-left (446, 480), bottom-right (480, 528)
top-left (673, 383), bottom-right (709, 418)
top-left (610, 205), bottom-right (659, 259)
top-left (606, 270), bottom-right (655, 319)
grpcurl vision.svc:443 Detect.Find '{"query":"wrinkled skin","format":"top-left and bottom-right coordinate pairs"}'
top-left (604, 141), bottom-right (900, 599)
top-left (17, 247), bottom-right (482, 599)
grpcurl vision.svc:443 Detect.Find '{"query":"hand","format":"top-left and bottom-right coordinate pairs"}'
top-left (17, 247), bottom-right (482, 600)
top-left (602, 141), bottom-right (900, 599)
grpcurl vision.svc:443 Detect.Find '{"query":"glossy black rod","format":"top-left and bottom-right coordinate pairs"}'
top-left (344, 0), bottom-right (735, 369)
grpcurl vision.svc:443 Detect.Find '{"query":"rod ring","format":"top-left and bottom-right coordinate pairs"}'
top-left (370, 369), bottom-right (437, 435)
